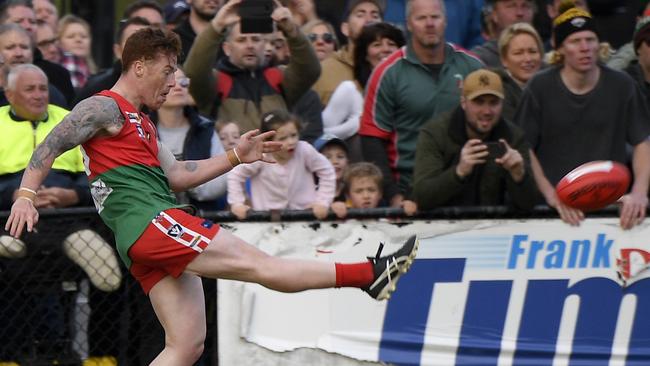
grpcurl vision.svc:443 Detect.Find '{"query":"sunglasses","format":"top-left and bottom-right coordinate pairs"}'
top-left (176, 77), bottom-right (190, 88)
top-left (307, 33), bottom-right (334, 44)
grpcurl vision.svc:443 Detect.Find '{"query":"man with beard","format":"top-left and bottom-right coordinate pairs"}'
top-left (412, 69), bottom-right (536, 210)
top-left (174, 0), bottom-right (224, 63)
top-left (184, 0), bottom-right (320, 132)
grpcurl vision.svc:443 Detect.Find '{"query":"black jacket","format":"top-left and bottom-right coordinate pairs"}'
top-left (173, 18), bottom-right (196, 65)
top-left (493, 68), bottom-right (524, 123)
top-left (412, 107), bottom-right (537, 210)
top-left (624, 62), bottom-right (650, 109)
top-left (33, 48), bottom-right (75, 106)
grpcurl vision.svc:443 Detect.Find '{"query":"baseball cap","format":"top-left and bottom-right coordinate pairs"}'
top-left (462, 69), bottom-right (504, 100)
top-left (164, 0), bottom-right (190, 24)
top-left (313, 134), bottom-right (349, 153)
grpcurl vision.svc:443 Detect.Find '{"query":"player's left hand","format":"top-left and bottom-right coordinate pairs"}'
top-left (618, 191), bottom-right (648, 230)
top-left (235, 129), bottom-right (282, 164)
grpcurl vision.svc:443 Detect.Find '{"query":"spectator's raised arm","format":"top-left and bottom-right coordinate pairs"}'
top-left (277, 4), bottom-right (320, 107)
top-left (184, 0), bottom-right (243, 116)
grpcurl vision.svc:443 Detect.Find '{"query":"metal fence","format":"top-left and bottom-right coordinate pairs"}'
top-left (0, 209), bottom-right (217, 365)
top-left (0, 205), bottom-right (622, 365)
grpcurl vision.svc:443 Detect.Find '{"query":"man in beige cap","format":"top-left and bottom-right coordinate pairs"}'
top-left (412, 69), bottom-right (537, 210)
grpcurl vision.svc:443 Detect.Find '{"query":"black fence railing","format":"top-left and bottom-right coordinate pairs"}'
top-left (0, 205), bottom-right (626, 365)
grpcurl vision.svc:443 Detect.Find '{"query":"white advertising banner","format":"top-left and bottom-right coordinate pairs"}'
top-left (218, 219), bottom-right (650, 366)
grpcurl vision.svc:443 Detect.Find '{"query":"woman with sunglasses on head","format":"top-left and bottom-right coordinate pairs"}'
top-left (319, 22), bottom-right (405, 160)
top-left (150, 68), bottom-right (228, 210)
top-left (301, 19), bottom-right (339, 61)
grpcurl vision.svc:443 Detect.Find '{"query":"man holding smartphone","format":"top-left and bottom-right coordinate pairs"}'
top-left (184, 0), bottom-right (320, 132)
top-left (412, 69), bottom-right (537, 210)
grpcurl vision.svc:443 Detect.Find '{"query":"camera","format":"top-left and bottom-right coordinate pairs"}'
top-left (239, 0), bottom-right (274, 34)
top-left (484, 141), bottom-right (506, 159)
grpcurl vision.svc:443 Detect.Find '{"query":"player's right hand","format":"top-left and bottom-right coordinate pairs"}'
top-left (5, 198), bottom-right (39, 238)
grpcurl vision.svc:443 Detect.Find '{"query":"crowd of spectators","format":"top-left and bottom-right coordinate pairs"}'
top-left (0, 0), bottom-right (648, 227)
top-left (1, 0), bottom-right (649, 363)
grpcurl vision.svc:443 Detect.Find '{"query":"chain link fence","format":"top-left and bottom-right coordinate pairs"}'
top-left (0, 211), bottom-right (217, 365)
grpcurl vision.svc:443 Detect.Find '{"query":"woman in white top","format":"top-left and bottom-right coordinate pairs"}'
top-left (321, 22), bottom-right (405, 157)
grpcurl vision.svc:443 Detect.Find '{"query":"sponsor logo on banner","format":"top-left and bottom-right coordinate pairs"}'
top-left (379, 222), bottom-right (650, 365)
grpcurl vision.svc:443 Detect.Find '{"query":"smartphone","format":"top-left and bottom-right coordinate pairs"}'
top-left (485, 141), bottom-right (506, 159)
top-left (239, 0), bottom-right (274, 34)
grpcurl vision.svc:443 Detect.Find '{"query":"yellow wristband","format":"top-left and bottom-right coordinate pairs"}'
top-left (19, 187), bottom-right (37, 195)
top-left (227, 149), bottom-right (241, 167)
top-left (17, 187), bottom-right (37, 201)
top-left (233, 148), bottom-right (242, 164)
top-left (16, 196), bottom-right (34, 205)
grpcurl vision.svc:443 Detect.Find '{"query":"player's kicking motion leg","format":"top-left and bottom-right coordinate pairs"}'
top-left (142, 224), bottom-right (418, 364)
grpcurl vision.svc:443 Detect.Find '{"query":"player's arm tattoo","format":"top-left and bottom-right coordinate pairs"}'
top-left (29, 96), bottom-right (124, 170)
top-left (184, 161), bottom-right (198, 172)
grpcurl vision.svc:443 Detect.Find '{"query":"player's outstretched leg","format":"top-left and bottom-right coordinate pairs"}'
top-left (361, 235), bottom-right (419, 300)
top-left (186, 230), bottom-right (418, 300)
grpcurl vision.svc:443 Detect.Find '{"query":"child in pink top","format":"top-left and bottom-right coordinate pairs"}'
top-left (228, 110), bottom-right (336, 220)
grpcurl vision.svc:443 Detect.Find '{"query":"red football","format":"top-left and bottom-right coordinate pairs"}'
top-left (555, 161), bottom-right (631, 212)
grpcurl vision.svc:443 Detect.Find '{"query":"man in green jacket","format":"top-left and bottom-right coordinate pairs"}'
top-left (412, 69), bottom-right (537, 210)
top-left (184, 0), bottom-right (320, 132)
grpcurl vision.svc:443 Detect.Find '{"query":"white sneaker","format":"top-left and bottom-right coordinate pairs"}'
top-left (62, 230), bottom-right (122, 292)
top-left (0, 235), bottom-right (26, 258)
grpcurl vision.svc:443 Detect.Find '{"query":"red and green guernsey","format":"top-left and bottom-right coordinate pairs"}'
top-left (81, 90), bottom-right (182, 267)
